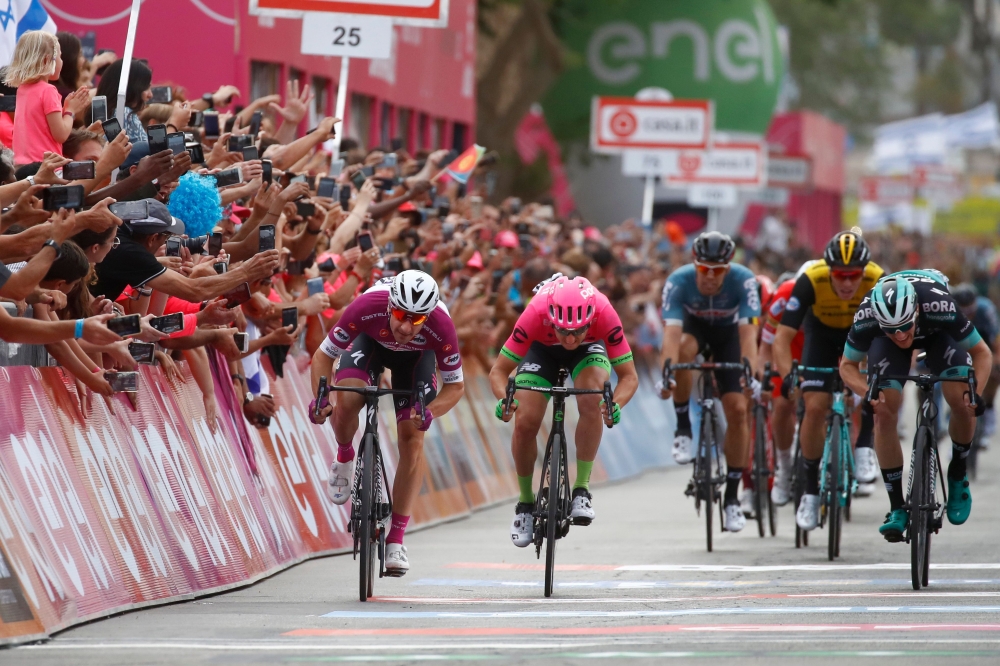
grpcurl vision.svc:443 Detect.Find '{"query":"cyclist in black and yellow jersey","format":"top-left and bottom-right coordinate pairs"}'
top-left (772, 231), bottom-right (885, 532)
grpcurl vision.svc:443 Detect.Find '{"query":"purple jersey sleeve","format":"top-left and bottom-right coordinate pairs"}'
top-left (426, 307), bottom-right (463, 383)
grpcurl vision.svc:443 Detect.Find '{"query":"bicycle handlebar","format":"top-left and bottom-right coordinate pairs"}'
top-left (866, 368), bottom-right (977, 405)
top-left (502, 376), bottom-right (617, 428)
top-left (661, 357), bottom-right (753, 389)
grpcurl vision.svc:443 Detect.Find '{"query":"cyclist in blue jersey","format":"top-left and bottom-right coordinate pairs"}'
top-left (657, 231), bottom-right (761, 533)
top-left (953, 283), bottom-right (1000, 438)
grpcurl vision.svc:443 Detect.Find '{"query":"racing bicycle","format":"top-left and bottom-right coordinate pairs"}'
top-left (750, 364), bottom-right (779, 538)
top-left (866, 365), bottom-right (978, 590)
top-left (663, 358), bottom-right (751, 553)
top-left (502, 370), bottom-right (614, 597)
top-left (315, 375), bottom-right (426, 602)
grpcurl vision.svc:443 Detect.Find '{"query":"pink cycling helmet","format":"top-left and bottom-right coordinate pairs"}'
top-left (546, 276), bottom-right (597, 330)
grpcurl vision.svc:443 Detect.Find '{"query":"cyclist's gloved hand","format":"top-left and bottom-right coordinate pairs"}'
top-left (972, 392), bottom-right (986, 417)
top-left (412, 404), bottom-right (434, 431)
top-left (308, 394), bottom-right (330, 425)
top-left (749, 377), bottom-right (762, 401)
top-left (495, 398), bottom-right (518, 421)
top-left (600, 400), bottom-right (621, 425)
top-left (654, 378), bottom-right (675, 399)
top-left (781, 373), bottom-right (795, 400)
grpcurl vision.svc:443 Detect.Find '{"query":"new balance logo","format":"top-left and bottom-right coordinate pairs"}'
top-left (520, 363), bottom-right (542, 373)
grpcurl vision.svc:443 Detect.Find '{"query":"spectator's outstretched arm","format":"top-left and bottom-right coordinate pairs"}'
top-left (329, 180), bottom-right (376, 255)
top-left (0, 309), bottom-right (119, 345)
top-left (367, 180), bottom-right (432, 219)
top-left (145, 249), bottom-right (280, 302)
top-left (269, 116), bottom-right (336, 170)
top-left (0, 209), bottom-right (75, 301)
top-left (270, 80), bottom-right (312, 145)
top-left (85, 150), bottom-right (174, 206)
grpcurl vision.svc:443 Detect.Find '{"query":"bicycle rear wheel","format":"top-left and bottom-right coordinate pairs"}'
top-left (793, 443), bottom-right (804, 549)
top-left (358, 435), bottom-right (375, 601)
top-left (827, 417), bottom-right (841, 562)
top-left (909, 429), bottom-right (929, 590)
top-left (544, 433), bottom-right (562, 598)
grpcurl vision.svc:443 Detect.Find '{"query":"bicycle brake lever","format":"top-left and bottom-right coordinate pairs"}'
top-left (602, 380), bottom-right (614, 429)
top-left (865, 372), bottom-right (880, 404)
top-left (504, 376), bottom-right (516, 417)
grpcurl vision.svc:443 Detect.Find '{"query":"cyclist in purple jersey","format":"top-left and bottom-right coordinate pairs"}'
top-left (310, 271), bottom-right (464, 576)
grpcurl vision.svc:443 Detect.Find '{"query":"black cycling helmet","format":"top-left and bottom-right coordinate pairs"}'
top-left (823, 230), bottom-right (870, 269)
top-left (952, 283), bottom-right (978, 308)
top-left (692, 231), bottom-right (736, 264)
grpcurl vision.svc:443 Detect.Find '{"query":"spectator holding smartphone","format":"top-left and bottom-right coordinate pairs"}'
top-left (95, 58), bottom-right (153, 144)
top-left (4, 31), bottom-right (90, 165)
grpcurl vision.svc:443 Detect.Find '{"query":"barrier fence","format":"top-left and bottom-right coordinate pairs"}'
top-left (0, 352), bottom-right (674, 646)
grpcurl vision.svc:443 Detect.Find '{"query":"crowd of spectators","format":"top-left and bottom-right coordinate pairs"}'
top-left (0, 29), bottom-right (684, 432)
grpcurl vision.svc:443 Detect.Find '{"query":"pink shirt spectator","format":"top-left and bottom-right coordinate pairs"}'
top-left (12, 80), bottom-right (64, 164)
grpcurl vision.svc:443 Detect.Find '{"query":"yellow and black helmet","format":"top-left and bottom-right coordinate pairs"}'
top-left (823, 230), bottom-right (870, 269)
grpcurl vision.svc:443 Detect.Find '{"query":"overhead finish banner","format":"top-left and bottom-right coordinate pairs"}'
top-left (249, 0), bottom-right (450, 27)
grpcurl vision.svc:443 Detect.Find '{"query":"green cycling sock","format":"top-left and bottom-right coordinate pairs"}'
top-left (517, 475), bottom-right (535, 503)
top-left (574, 460), bottom-right (594, 491)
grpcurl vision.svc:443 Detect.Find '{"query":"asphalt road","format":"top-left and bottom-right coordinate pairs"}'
top-left (8, 402), bottom-right (1000, 665)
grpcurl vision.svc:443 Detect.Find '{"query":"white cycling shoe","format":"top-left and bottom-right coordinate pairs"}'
top-left (796, 494), bottom-right (821, 531)
top-left (570, 489), bottom-right (595, 525)
top-left (326, 458), bottom-right (355, 505)
top-left (739, 488), bottom-right (755, 517)
top-left (855, 481), bottom-right (876, 497)
top-left (384, 543), bottom-right (408, 577)
top-left (723, 501), bottom-right (746, 532)
top-left (771, 464), bottom-right (792, 506)
top-left (854, 447), bottom-right (879, 484)
top-left (510, 502), bottom-right (534, 548)
top-left (672, 431), bottom-right (694, 464)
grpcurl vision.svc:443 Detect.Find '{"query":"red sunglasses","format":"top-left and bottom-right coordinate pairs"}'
top-left (390, 307), bottom-right (428, 326)
top-left (832, 269), bottom-right (863, 280)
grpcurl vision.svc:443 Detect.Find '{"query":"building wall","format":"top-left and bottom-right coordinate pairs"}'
top-left (50, 0), bottom-right (476, 149)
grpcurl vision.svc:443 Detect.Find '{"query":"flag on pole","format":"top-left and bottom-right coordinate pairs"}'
top-left (443, 144), bottom-right (485, 184)
top-left (0, 1), bottom-right (57, 68)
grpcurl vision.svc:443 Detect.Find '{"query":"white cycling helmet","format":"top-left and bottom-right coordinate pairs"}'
top-left (389, 270), bottom-right (440, 315)
top-left (870, 276), bottom-right (918, 329)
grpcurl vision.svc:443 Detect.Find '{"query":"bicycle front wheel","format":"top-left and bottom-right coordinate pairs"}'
top-left (909, 429), bottom-right (929, 590)
top-left (827, 416), bottom-right (842, 562)
top-left (358, 434), bottom-right (375, 602)
top-left (753, 407), bottom-right (767, 538)
top-left (544, 433), bottom-right (562, 598)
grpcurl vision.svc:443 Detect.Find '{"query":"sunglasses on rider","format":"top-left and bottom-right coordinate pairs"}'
top-left (553, 323), bottom-right (590, 337)
top-left (880, 318), bottom-right (916, 335)
top-left (694, 261), bottom-right (729, 276)
top-left (832, 269), bottom-right (863, 280)
top-left (390, 307), bottom-right (428, 327)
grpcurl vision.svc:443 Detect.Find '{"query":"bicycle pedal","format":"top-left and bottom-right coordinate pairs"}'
top-left (382, 569), bottom-right (406, 578)
top-left (571, 517), bottom-right (592, 527)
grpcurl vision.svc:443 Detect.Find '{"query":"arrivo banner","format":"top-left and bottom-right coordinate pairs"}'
top-left (590, 97), bottom-right (713, 154)
top-left (662, 140), bottom-right (766, 188)
top-left (859, 175), bottom-right (917, 205)
top-left (250, 0), bottom-right (450, 26)
top-left (766, 152), bottom-right (812, 189)
top-left (0, 352), bottom-right (673, 645)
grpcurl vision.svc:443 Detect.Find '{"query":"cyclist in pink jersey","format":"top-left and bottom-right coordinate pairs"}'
top-left (309, 270), bottom-right (464, 576)
top-left (488, 275), bottom-right (639, 547)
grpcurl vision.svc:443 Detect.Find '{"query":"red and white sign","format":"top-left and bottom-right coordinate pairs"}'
top-left (250, 0), bottom-right (449, 26)
top-left (662, 140), bottom-right (766, 188)
top-left (860, 175), bottom-right (915, 205)
top-left (767, 152), bottom-right (812, 189)
top-left (591, 97), bottom-right (712, 154)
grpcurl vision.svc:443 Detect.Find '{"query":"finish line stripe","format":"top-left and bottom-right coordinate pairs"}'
top-left (447, 562), bottom-right (1000, 573)
top-left (320, 605), bottom-right (1000, 619)
top-left (410, 578), bottom-right (1000, 589)
top-left (286, 623), bottom-right (1000, 638)
top-left (372, 592), bottom-right (1000, 605)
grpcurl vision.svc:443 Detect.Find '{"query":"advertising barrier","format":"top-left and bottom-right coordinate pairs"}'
top-left (0, 354), bottom-right (674, 645)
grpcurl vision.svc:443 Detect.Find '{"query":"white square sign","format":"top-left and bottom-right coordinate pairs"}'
top-left (300, 12), bottom-right (394, 58)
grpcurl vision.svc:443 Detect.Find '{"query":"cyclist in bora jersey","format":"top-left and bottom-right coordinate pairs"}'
top-left (657, 231), bottom-right (761, 533)
top-left (952, 283), bottom-right (1000, 438)
top-left (309, 270), bottom-right (465, 575)
top-left (773, 231), bottom-right (883, 532)
top-left (489, 275), bottom-right (639, 547)
top-left (840, 271), bottom-right (991, 540)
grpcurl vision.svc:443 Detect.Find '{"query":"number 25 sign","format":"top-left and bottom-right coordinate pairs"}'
top-left (300, 12), bottom-right (394, 59)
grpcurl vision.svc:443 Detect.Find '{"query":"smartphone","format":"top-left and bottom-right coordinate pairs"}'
top-left (80, 32), bottom-right (96, 60)
top-left (0, 95), bottom-right (15, 112)
top-left (316, 177), bottom-right (336, 199)
top-left (105, 371), bottom-right (139, 393)
top-left (110, 200), bottom-right (148, 221)
top-left (249, 110), bottom-right (263, 137)
top-left (208, 232), bottom-right (223, 257)
top-left (150, 86), bottom-right (172, 104)
top-left (107, 314), bottom-right (141, 336)
top-left (89, 95), bottom-right (107, 124)
top-left (329, 159), bottom-right (344, 176)
top-left (469, 195), bottom-right (483, 219)
top-left (281, 306), bottom-right (298, 332)
top-left (186, 142), bottom-right (205, 164)
top-left (356, 231), bottom-right (374, 252)
top-left (234, 332), bottom-right (249, 354)
top-left (519, 234), bottom-right (533, 251)
top-left (213, 261), bottom-right (228, 274)
top-left (129, 341), bottom-right (155, 364)
top-left (227, 135), bottom-right (242, 152)
top-left (149, 312), bottom-right (184, 334)
top-left (214, 167), bottom-right (243, 188)
top-left (390, 137), bottom-right (403, 151)
top-left (306, 277), bottom-right (325, 296)
top-left (437, 149), bottom-right (458, 168)
top-left (385, 257), bottom-right (404, 274)
top-left (374, 177), bottom-right (396, 191)
top-left (339, 185), bottom-right (351, 208)
top-left (350, 170), bottom-right (367, 190)
top-left (165, 237), bottom-right (180, 256)
top-left (203, 112), bottom-right (220, 139)
top-left (295, 200), bottom-right (315, 218)
top-left (164, 132), bottom-right (184, 156)
top-left (262, 159), bottom-right (273, 185)
top-left (189, 109), bottom-right (203, 127)
top-left (223, 282), bottom-right (252, 308)
top-left (102, 117), bottom-right (122, 142)
top-left (63, 161), bottom-right (96, 180)
top-left (378, 153), bottom-right (398, 170)
top-left (258, 224), bottom-right (276, 252)
top-left (242, 145), bottom-right (259, 161)
top-left (289, 173), bottom-right (309, 186)
top-left (147, 124), bottom-right (168, 154)
top-left (42, 185), bottom-right (84, 211)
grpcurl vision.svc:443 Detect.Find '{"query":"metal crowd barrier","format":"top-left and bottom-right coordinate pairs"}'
top-left (0, 302), bottom-right (51, 367)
